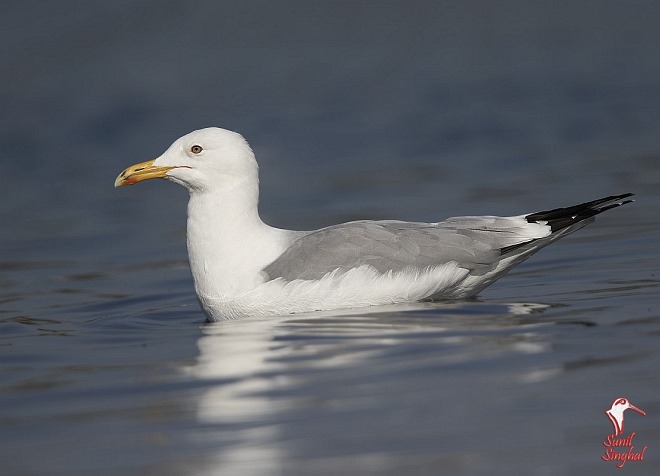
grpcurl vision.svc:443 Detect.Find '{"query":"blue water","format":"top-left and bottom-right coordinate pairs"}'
top-left (2, 1), bottom-right (660, 475)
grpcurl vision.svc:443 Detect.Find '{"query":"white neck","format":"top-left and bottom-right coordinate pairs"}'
top-left (185, 177), bottom-right (289, 300)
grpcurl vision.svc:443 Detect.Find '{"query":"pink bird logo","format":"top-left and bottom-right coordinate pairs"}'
top-left (605, 397), bottom-right (646, 436)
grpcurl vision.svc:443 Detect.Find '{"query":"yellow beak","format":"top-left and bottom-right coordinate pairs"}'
top-left (114, 159), bottom-right (176, 187)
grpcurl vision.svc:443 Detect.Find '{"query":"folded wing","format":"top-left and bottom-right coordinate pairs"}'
top-left (263, 193), bottom-right (634, 283)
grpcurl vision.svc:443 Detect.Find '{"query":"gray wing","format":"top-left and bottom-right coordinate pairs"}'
top-left (263, 193), bottom-right (635, 282)
top-left (263, 218), bottom-right (531, 281)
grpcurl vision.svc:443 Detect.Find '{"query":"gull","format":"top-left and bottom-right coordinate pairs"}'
top-left (115, 127), bottom-right (633, 321)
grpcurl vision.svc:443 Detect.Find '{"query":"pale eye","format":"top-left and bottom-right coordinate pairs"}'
top-left (190, 145), bottom-right (203, 154)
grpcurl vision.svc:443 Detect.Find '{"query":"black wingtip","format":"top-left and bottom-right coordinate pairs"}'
top-left (499, 193), bottom-right (634, 255)
top-left (525, 193), bottom-right (635, 232)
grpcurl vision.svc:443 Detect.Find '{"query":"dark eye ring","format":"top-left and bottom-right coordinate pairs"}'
top-left (190, 145), bottom-right (203, 154)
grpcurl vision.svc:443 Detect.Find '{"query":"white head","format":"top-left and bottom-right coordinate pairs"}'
top-left (115, 127), bottom-right (258, 194)
top-left (607, 397), bottom-right (646, 418)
